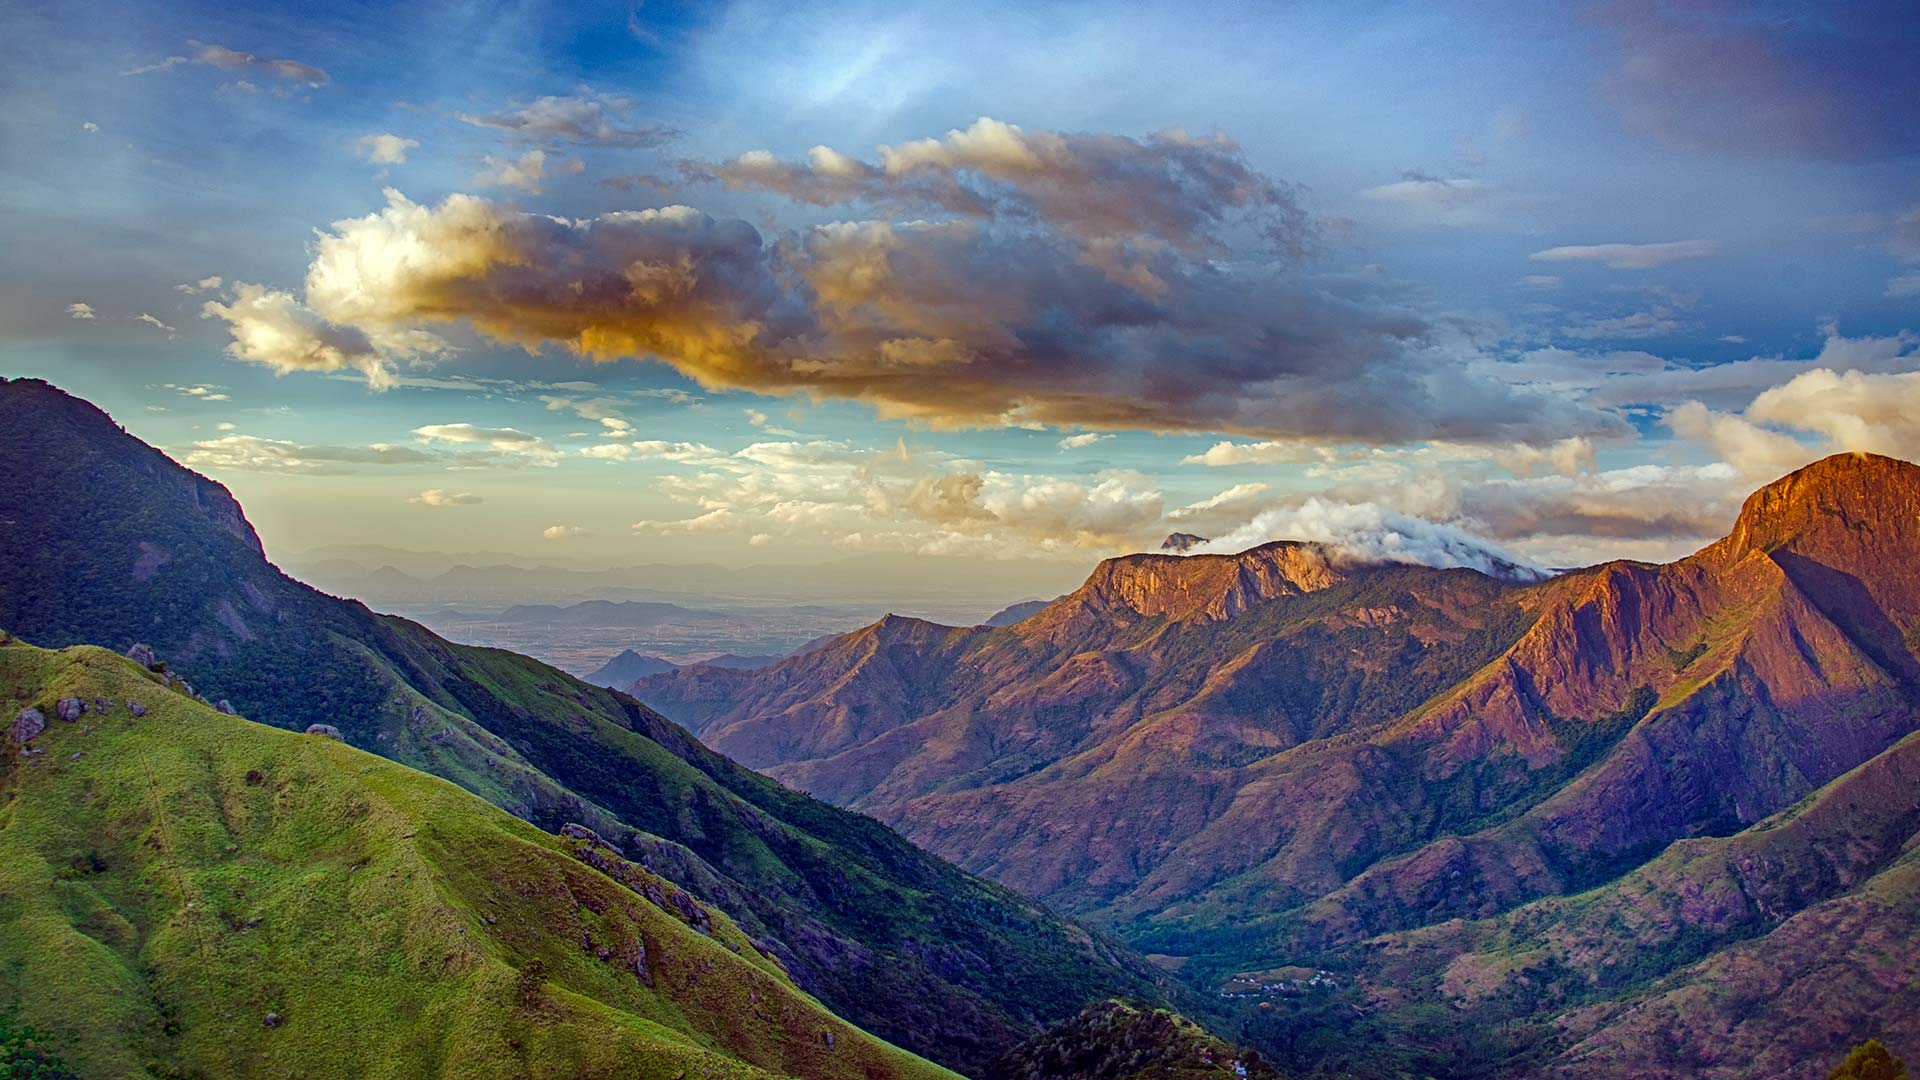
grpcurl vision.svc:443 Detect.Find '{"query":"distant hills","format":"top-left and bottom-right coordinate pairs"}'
top-left (584, 647), bottom-right (780, 689)
top-left (0, 377), bottom-right (1188, 1076)
top-left (633, 451), bottom-right (1920, 1077)
top-left (498, 600), bottom-right (731, 627)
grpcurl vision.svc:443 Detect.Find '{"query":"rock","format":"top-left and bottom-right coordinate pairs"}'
top-left (125, 643), bottom-right (156, 668)
top-left (11, 707), bottom-right (45, 743)
top-left (94, 697), bottom-right (113, 715)
top-left (304, 724), bottom-right (344, 741)
top-left (559, 823), bottom-right (610, 848)
top-left (55, 697), bottom-right (85, 723)
top-left (68, 752), bottom-right (83, 762)
top-left (822, 1031), bottom-right (836, 1049)
top-left (127, 700), bottom-right (147, 718)
top-left (215, 699), bottom-right (236, 715)
top-left (263, 1012), bottom-right (281, 1028)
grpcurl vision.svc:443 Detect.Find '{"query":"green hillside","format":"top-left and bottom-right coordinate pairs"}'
top-left (0, 634), bottom-right (956, 1080)
top-left (0, 376), bottom-right (1189, 1076)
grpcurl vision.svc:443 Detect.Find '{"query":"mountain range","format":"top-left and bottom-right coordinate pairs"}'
top-left (633, 450), bottom-right (1920, 1077)
top-left (6, 374), bottom-right (1918, 1078)
top-left (584, 648), bottom-right (781, 689)
top-left (0, 377), bottom-right (1185, 1077)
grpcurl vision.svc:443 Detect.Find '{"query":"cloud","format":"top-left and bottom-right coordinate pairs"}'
top-left (245, 184), bottom-right (1618, 443)
top-left (1058, 432), bottom-right (1112, 450)
top-left (1187, 497), bottom-right (1545, 580)
top-left (1182, 438), bottom-right (1329, 466)
top-left (355, 133), bottom-right (418, 166)
top-left (474, 149), bottom-right (579, 194)
top-left (1666, 365), bottom-right (1920, 480)
top-left (1490, 436), bottom-right (1596, 477)
top-left (201, 283), bottom-right (397, 389)
top-left (1519, 275), bottom-right (1562, 289)
top-left (164, 383), bottom-right (231, 402)
top-left (1561, 303), bottom-right (1690, 341)
top-left (542, 524), bottom-right (588, 539)
top-left (176, 275), bottom-right (223, 294)
top-left (1666, 402), bottom-right (1815, 481)
top-left (633, 508), bottom-right (735, 534)
top-left (182, 434), bottom-right (436, 473)
top-left (1529, 240), bottom-right (1718, 270)
top-left (452, 89), bottom-right (675, 148)
top-left (1358, 175), bottom-right (1531, 226)
top-left (684, 117), bottom-right (1312, 257)
top-left (123, 40), bottom-right (329, 88)
top-left (1887, 272), bottom-right (1920, 298)
top-left (66, 302), bottom-right (94, 320)
top-left (136, 313), bottom-right (176, 336)
top-left (410, 489), bottom-right (481, 506)
top-left (411, 422), bottom-right (559, 464)
top-left (1596, 0), bottom-right (1920, 161)
top-left (541, 394), bottom-right (631, 433)
top-left (1165, 481), bottom-right (1273, 532)
top-left (81, 121), bottom-right (98, 133)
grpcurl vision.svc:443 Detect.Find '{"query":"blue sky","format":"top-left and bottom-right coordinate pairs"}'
top-left (2, 0), bottom-right (1916, 577)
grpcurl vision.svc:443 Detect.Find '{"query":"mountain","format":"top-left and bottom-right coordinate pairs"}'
top-left (0, 377), bottom-right (1189, 1076)
top-left (989, 1000), bottom-right (1279, 1080)
top-left (1159, 533), bottom-right (1209, 553)
top-left (635, 451), bottom-right (1920, 1076)
top-left (498, 600), bottom-right (729, 627)
top-left (0, 635), bottom-right (955, 1080)
top-left (584, 649), bottom-right (680, 687)
top-left (985, 599), bottom-right (1055, 627)
top-left (585, 651), bottom-right (781, 690)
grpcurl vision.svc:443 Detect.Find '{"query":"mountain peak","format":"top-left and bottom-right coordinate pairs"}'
top-left (1037, 540), bottom-right (1339, 629)
top-left (1724, 452), bottom-right (1920, 561)
top-left (1160, 531), bottom-right (1209, 552)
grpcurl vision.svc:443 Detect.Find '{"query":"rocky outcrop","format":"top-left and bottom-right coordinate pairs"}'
top-left (55, 697), bottom-right (85, 723)
top-left (11, 707), bottom-right (45, 743)
top-left (304, 724), bottom-right (344, 741)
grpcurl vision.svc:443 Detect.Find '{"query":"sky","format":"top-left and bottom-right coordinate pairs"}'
top-left (2, 0), bottom-right (1917, 582)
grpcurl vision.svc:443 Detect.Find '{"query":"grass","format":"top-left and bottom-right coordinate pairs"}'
top-left (0, 636), bottom-right (956, 1080)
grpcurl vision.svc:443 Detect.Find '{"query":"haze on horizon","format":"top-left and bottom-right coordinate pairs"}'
top-left (3, 0), bottom-right (1918, 598)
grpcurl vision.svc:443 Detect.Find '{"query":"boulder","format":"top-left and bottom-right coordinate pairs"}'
top-left (94, 697), bottom-right (113, 715)
top-left (55, 697), bottom-right (85, 723)
top-left (11, 707), bottom-right (45, 743)
top-left (127, 700), bottom-right (147, 718)
top-left (263, 1012), bottom-right (281, 1029)
top-left (125, 643), bottom-right (156, 668)
top-left (304, 724), bottom-right (344, 741)
top-left (215, 699), bottom-right (236, 715)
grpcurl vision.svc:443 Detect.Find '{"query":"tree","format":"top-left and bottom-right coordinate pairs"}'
top-left (1831, 1039), bottom-right (1910, 1080)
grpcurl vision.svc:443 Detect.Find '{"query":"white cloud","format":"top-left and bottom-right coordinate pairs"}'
top-left (136, 313), bottom-right (176, 335)
top-left (201, 283), bottom-right (396, 389)
top-left (542, 524), bottom-right (587, 539)
top-left (410, 489), bottom-right (481, 506)
top-left (1887, 272), bottom-right (1920, 298)
top-left (474, 150), bottom-right (551, 193)
top-left (1058, 432), bottom-right (1113, 450)
top-left (123, 40), bottom-right (329, 88)
top-left (1188, 497), bottom-right (1544, 580)
top-left (1529, 240), bottom-right (1719, 270)
top-left (452, 89), bottom-right (675, 148)
top-left (355, 133), bottom-right (418, 166)
top-left (164, 383), bottom-right (231, 402)
top-left (1519, 275), bottom-right (1561, 288)
top-left (182, 434), bottom-right (435, 473)
top-left (410, 423), bottom-right (561, 467)
top-left (176, 275), bottom-right (224, 294)
top-left (1182, 438), bottom-right (1328, 466)
top-left (81, 121), bottom-right (98, 133)
top-left (66, 302), bottom-right (94, 320)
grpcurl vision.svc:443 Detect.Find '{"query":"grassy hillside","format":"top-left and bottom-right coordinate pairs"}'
top-left (0, 376), bottom-right (1189, 1076)
top-left (0, 634), bottom-right (956, 1080)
